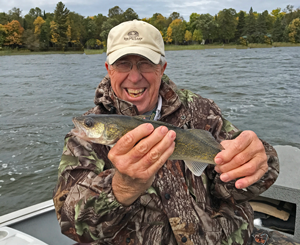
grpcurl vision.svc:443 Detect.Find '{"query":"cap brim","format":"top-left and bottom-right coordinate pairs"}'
top-left (108, 46), bottom-right (162, 64)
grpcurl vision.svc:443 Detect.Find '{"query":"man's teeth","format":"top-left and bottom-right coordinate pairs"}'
top-left (127, 89), bottom-right (145, 97)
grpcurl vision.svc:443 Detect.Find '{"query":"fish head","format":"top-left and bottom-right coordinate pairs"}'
top-left (72, 115), bottom-right (115, 145)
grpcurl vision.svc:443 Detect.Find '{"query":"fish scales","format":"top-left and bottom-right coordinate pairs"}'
top-left (71, 114), bottom-right (223, 175)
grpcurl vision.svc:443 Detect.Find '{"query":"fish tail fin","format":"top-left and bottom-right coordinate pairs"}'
top-left (184, 160), bottom-right (208, 176)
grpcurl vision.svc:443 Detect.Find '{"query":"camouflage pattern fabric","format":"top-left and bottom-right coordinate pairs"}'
top-left (53, 74), bottom-right (280, 245)
top-left (247, 228), bottom-right (300, 245)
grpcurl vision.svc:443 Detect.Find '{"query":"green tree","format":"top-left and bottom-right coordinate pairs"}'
top-left (256, 12), bottom-right (267, 43)
top-left (100, 18), bottom-right (119, 46)
top-left (39, 19), bottom-right (51, 50)
top-left (245, 7), bottom-right (257, 42)
top-left (188, 13), bottom-right (200, 34)
top-left (68, 12), bottom-right (85, 45)
top-left (150, 13), bottom-right (167, 31)
top-left (0, 24), bottom-right (7, 47)
top-left (272, 17), bottom-right (284, 42)
top-left (263, 10), bottom-right (274, 32)
top-left (52, 1), bottom-right (70, 50)
top-left (217, 8), bottom-right (237, 43)
top-left (83, 17), bottom-right (97, 42)
top-left (24, 8), bottom-right (42, 30)
top-left (108, 6), bottom-right (124, 23)
top-left (169, 12), bottom-right (183, 21)
top-left (85, 38), bottom-right (102, 49)
top-left (93, 14), bottom-right (107, 40)
top-left (193, 13), bottom-right (215, 42)
top-left (123, 8), bottom-right (138, 21)
top-left (235, 11), bottom-right (246, 40)
top-left (8, 8), bottom-right (23, 26)
top-left (0, 12), bottom-right (9, 25)
top-left (22, 29), bottom-right (39, 50)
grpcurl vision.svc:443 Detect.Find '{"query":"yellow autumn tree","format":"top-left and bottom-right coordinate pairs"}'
top-left (184, 30), bottom-right (192, 43)
top-left (159, 30), bottom-right (164, 41)
top-left (50, 21), bottom-right (59, 45)
top-left (141, 18), bottom-right (150, 23)
top-left (67, 24), bottom-right (71, 42)
top-left (271, 8), bottom-right (281, 18)
top-left (169, 19), bottom-right (186, 44)
top-left (192, 29), bottom-right (202, 43)
top-left (33, 16), bottom-right (45, 35)
top-left (288, 18), bottom-right (300, 43)
top-left (165, 26), bottom-right (172, 43)
top-left (4, 20), bottom-right (24, 46)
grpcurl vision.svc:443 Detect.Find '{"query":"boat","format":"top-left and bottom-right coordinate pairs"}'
top-left (0, 145), bottom-right (299, 244)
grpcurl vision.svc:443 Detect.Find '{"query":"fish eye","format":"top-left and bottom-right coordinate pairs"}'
top-left (84, 118), bottom-right (94, 127)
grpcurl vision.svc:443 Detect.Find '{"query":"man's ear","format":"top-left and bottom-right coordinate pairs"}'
top-left (161, 62), bottom-right (167, 76)
top-left (105, 62), bottom-right (110, 72)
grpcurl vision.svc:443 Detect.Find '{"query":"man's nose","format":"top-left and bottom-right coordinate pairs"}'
top-left (128, 64), bottom-right (142, 82)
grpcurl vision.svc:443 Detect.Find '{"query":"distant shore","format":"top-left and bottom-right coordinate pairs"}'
top-left (1, 42), bottom-right (300, 56)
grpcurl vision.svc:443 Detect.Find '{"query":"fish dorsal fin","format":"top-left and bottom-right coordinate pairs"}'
top-left (185, 160), bottom-right (208, 176)
top-left (188, 129), bottom-right (224, 151)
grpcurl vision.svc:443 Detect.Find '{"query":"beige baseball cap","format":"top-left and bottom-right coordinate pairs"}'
top-left (106, 19), bottom-right (165, 65)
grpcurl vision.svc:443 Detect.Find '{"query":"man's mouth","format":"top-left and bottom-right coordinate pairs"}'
top-left (126, 88), bottom-right (145, 98)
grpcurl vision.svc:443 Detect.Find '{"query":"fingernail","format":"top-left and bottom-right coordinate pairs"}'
top-left (215, 158), bottom-right (223, 165)
top-left (160, 126), bottom-right (168, 134)
top-left (220, 173), bottom-right (229, 182)
top-left (214, 166), bottom-right (221, 173)
top-left (236, 183), bottom-right (242, 189)
top-left (168, 130), bottom-right (176, 140)
top-left (147, 123), bottom-right (154, 131)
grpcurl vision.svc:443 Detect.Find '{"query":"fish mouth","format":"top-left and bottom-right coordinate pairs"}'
top-left (71, 119), bottom-right (87, 137)
top-left (126, 88), bottom-right (146, 98)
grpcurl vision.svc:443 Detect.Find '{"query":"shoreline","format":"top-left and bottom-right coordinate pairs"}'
top-left (1, 43), bottom-right (300, 56)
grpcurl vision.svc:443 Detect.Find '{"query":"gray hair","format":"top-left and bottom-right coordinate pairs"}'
top-left (106, 55), bottom-right (167, 66)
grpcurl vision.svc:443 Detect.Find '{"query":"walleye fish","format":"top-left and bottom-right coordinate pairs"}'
top-left (71, 114), bottom-right (224, 176)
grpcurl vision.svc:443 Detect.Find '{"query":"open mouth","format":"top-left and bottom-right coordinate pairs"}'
top-left (126, 88), bottom-right (145, 98)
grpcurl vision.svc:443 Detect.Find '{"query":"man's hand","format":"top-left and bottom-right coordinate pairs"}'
top-left (109, 123), bottom-right (176, 206)
top-left (214, 130), bottom-right (268, 189)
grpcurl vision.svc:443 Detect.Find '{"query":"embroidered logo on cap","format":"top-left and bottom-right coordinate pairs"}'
top-left (124, 31), bottom-right (143, 41)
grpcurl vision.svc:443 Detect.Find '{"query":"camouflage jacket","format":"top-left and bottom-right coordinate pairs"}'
top-left (53, 74), bottom-right (279, 245)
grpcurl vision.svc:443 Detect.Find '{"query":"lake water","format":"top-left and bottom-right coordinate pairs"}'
top-left (0, 47), bottom-right (300, 215)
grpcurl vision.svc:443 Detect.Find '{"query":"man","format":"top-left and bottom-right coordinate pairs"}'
top-left (53, 20), bottom-right (290, 244)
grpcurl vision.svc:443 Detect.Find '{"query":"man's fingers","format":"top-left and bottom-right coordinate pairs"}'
top-left (215, 131), bottom-right (254, 165)
top-left (219, 157), bottom-right (268, 186)
top-left (128, 126), bottom-right (169, 162)
top-left (144, 130), bottom-right (176, 177)
top-left (112, 123), bottom-right (154, 155)
top-left (215, 149), bottom-right (252, 173)
top-left (235, 167), bottom-right (268, 189)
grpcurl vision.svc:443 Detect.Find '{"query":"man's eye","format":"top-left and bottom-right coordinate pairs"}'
top-left (139, 61), bottom-right (153, 69)
top-left (117, 61), bottom-right (131, 67)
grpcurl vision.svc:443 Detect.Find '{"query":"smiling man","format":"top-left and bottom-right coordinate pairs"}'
top-left (53, 20), bottom-right (294, 245)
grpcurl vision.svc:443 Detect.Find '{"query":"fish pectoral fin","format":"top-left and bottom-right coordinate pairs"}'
top-left (184, 160), bottom-right (208, 176)
top-left (188, 129), bottom-right (224, 150)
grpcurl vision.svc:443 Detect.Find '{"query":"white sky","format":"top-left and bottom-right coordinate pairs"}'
top-left (0, 0), bottom-right (299, 20)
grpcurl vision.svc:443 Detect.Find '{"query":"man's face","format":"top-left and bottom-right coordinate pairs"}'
top-left (105, 55), bottom-right (167, 115)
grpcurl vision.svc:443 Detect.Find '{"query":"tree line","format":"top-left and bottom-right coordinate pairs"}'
top-left (0, 2), bottom-right (300, 51)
